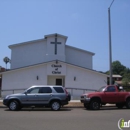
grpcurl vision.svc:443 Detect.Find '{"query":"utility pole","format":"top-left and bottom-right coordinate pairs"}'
top-left (108, 0), bottom-right (115, 85)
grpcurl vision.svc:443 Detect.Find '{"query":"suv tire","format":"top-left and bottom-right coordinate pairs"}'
top-left (90, 100), bottom-right (100, 110)
top-left (51, 101), bottom-right (61, 111)
top-left (9, 100), bottom-right (20, 111)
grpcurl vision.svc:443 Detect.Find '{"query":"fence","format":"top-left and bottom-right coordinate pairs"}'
top-left (0, 87), bottom-right (97, 100)
top-left (0, 88), bottom-right (27, 98)
top-left (66, 87), bottom-right (97, 99)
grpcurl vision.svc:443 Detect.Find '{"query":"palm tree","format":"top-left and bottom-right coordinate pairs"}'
top-left (3, 57), bottom-right (10, 70)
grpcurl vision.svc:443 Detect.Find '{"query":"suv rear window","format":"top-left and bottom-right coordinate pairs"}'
top-left (53, 87), bottom-right (64, 93)
top-left (39, 87), bottom-right (52, 93)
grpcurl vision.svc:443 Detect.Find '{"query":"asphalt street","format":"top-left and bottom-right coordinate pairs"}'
top-left (0, 107), bottom-right (130, 130)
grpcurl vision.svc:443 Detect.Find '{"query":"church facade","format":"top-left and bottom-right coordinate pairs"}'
top-left (1, 33), bottom-right (108, 98)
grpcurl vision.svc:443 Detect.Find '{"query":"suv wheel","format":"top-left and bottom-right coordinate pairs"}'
top-left (9, 100), bottom-right (20, 111)
top-left (126, 99), bottom-right (130, 109)
top-left (51, 101), bottom-right (61, 111)
top-left (90, 100), bottom-right (100, 110)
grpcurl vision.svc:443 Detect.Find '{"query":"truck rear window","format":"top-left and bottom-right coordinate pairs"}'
top-left (53, 87), bottom-right (64, 93)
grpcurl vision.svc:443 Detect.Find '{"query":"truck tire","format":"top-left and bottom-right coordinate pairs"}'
top-left (126, 99), bottom-right (130, 109)
top-left (90, 100), bottom-right (100, 110)
top-left (116, 103), bottom-right (124, 109)
top-left (9, 100), bottom-right (20, 111)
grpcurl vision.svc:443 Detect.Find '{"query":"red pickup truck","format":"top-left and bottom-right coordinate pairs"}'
top-left (80, 85), bottom-right (130, 110)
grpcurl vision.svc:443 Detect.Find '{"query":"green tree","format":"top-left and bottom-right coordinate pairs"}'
top-left (105, 61), bottom-right (127, 75)
top-left (112, 61), bottom-right (126, 75)
top-left (105, 60), bottom-right (130, 87)
top-left (122, 73), bottom-right (130, 86)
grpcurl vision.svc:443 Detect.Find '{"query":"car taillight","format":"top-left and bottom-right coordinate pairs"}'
top-left (64, 88), bottom-right (68, 95)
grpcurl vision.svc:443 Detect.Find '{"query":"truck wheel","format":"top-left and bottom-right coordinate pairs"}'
top-left (116, 103), bottom-right (124, 109)
top-left (90, 100), bottom-right (100, 110)
top-left (126, 99), bottom-right (130, 109)
top-left (51, 101), bottom-right (61, 111)
top-left (9, 100), bottom-right (20, 111)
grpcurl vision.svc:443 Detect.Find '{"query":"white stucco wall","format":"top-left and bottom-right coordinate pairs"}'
top-left (66, 46), bottom-right (93, 69)
top-left (1, 61), bottom-right (107, 99)
top-left (65, 64), bottom-right (107, 99)
top-left (2, 64), bottom-right (47, 96)
top-left (10, 40), bottom-right (47, 69)
top-left (9, 34), bottom-right (94, 70)
top-left (66, 64), bottom-right (107, 88)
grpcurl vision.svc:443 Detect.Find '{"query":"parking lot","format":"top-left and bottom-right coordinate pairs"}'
top-left (0, 106), bottom-right (130, 130)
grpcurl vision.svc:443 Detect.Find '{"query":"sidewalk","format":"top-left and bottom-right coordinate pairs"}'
top-left (0, 100), bottom-right (5, 108)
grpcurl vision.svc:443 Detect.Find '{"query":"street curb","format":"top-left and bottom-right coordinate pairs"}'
top-left (65, 102), bottom-right (84, 108)
top-left (0, 102), bottom-right (6, 108)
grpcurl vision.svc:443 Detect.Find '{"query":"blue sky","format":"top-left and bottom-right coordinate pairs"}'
top-left (0, 0), bottom-right (130, 72)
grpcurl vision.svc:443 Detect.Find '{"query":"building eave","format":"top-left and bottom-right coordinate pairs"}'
top-left (44, 33), bottom-right (68, 43)
top-left (44, 33), bottom-right (68, 39)
top-left (8, 38), bottom-right (46, 49)
top-left (1, 60), bottom-right (108, 77)
top-left (8, 33), bottom-right (68, 49)
top-left (66, 45), bottom-right (95, 56)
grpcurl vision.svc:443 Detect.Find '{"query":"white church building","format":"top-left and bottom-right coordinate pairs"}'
top-left (1, 33), bottom-right (108, 99)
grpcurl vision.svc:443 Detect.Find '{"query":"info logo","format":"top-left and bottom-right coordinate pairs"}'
top-left (118, 118), bottom-right (130, 130)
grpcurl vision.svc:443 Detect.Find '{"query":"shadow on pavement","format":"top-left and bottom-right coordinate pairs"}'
top-left (4, 107), bottom-right (72, 112)
top-left (83, 106), bottom-right (130, 111)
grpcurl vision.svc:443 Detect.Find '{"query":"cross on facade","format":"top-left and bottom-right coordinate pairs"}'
top-left (51, 36), bottom-right (61, 55)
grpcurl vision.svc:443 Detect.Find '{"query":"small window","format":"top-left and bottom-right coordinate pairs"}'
top-left (56, 79), bottom-right (62, 85)
top-left (53, 87), bottom-right (64, 93)
top-left (27, 87), bottom-right (40, 94)
top-left (106, 86), bottom-right (116, 92)
top-left (39, 87), bottom-right (52, 93)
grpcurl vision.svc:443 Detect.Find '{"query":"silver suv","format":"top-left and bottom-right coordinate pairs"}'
top-left (3, 85), bottom-right (71, 111)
